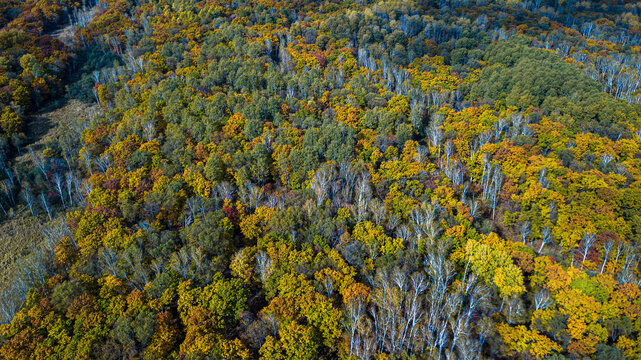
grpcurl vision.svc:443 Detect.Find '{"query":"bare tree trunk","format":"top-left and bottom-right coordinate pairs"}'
top-left (40, 193), bottom-right (52, 220)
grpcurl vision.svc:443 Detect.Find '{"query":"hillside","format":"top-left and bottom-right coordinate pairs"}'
top-left (1, 0), bottom-right (641, 359)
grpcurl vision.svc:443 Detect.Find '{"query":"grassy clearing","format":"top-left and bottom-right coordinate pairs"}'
top-left (1, 100), bottom-right (88, 293)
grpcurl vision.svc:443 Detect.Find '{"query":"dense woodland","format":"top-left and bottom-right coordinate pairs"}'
top-left (1, 0), bottom-right (641, 359)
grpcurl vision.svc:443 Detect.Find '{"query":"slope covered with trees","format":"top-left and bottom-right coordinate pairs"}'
top-left (1, 0), bottom-right (641, 359)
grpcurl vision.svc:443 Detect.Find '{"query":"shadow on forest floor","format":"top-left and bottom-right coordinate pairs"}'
top-left (16, 99), bottom-right (89, 163)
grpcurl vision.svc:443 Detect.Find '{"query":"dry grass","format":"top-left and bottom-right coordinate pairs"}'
top-left (51, 25), bottom-right (76, 48)
top-left (0, 215), bottom-right (47, 287)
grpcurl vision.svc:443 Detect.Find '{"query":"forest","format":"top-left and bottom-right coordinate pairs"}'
top-left (0, 0), bottom-right (641, 359)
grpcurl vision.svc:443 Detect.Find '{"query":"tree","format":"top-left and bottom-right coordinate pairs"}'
top-left (497, 323), bottom-right (562, 359)
top-left (0, 107), bottom-right (21, 135)
top-left (260, 321), bottom-right (319, 360)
